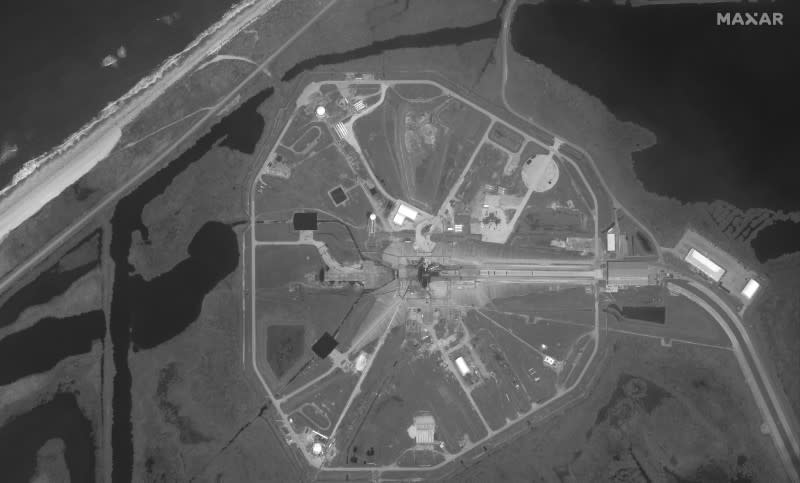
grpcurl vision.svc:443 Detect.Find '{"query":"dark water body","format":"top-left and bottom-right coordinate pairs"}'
top-left (281, 18), bottom-right (501, 82)
top-left (0, 0), bottom-right (237, 189)
top-left (622, 306), bottom-right (666, 324)
top-left (130, 221), bottom-right (238, 350)
top-left (0, 311), bottom-right (105, 385)
top-left (0, 261), bottom-right (96, 328)
top-left (0, 392), bottom-right (95, 483)
top-left (511, 1), bottom-right (800, 211)
top-left (109, 87), bottom-right (269, 482)
top-left (751, 220), bottom-right (800, 263)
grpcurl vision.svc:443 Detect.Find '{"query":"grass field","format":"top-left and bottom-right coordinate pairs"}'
top-left (255, 144), bottom-right (368, 227)
top-left (468, 381), bottom-right (519, 431)
top-left (256, 283), bottom-right (361, 391)
top-left (480, 309), bottom-right (594, 361)
top-left (333, 294), bottom-right (377, 352)
top-left (398, 92), bottom-right (460, 211)
top-left (333, 324), bottom-right (487, 467)
top-left (316, 220), bottom-right (362, 266)
top-left (267, 324), bottom-right (306, 379)
top-left (487, 285), bottom-right (596, 328)
top-left (605, 289), bottom-right (730, 347)
top-left (618, 210), bottom-right (657, 256)
top-left (430, 99), bottom-right (490, 212)
top-left (510, 155), bottom-right (595, 251)
top-left (254, 245), bottom-right (322, 289)
top-left (254, 221), bottom-right (297, 242)
top-left (280, 104), bottom-right (332, 149)
top-left (453, 142), bottom-right (509, 212)
top-left (446, 332), bottom-right (786, 482)
top-left (467, 337), bottom-right (534, 418)
top-left (393, 83), bottom-right (444, 100)
top-left (488, 122), bottom-right (524, 154)
top-left (0, 2), bottom-right (517, 481)
top-left (353, 86), bottom-right (490, 213)
top-left (348, 350), bottom-right (487, 465)
top-left (290, 125), bottom-right (323, 153)
top-left (562, 153), bottom-right (615, 233)
top-left (353, 91), bottom-right (405, 201)
top-left (277, 357), bottom-right (334, 398)
top-left (7, 0), bottom-right (791, 477)
top-left (465, 310), bottom-right (557, 411)
top-left (281, 368), bottom-right (359, 434)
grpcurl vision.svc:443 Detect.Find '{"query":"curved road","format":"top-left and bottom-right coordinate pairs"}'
top-left (498, 1), bottom-right (798, 478)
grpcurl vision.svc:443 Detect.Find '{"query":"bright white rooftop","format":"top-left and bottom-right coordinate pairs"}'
top-left (685, 248), bottom-right (725, 282)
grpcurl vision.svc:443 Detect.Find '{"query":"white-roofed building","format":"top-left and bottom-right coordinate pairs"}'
top-left (398, 204), bottom-right (418, 220)
top-left (334, 122), bottom-right (348, 140)
top-left (355, 352), bottom-right (368, 372)
top-left (684, 248), bottom-right (725, 282)
top-left (391, 202), bottom-right (420, 226)
top-left (606, 227), bottom-right (616, 252)
top-left (412, 413), bottom-right (436, 445)
top-left (454, 356), bottom-right (470, 376)
top-left (741, 279), bottom-right (760, 299)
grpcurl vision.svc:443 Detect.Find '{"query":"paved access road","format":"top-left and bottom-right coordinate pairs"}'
top-left (245, 72), bottom-right (608, 474)
top-left (0, 0), bottom-right (339, 298)
top-left (499, 2), bottom-right (799, 479)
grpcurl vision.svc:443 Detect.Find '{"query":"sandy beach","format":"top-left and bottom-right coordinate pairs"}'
top-left (0, 0), bottom-right (283, 242)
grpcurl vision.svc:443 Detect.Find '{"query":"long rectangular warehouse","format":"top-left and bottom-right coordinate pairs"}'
top-left (606, 260), bottom-right (652, 287)
top-left (684, 248), bottom-right (725, 282)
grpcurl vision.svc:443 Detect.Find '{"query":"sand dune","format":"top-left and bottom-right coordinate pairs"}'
top-left (0, 0), bottom-right (282, 243)
top-left (0, 126), bottom-right (121, 242)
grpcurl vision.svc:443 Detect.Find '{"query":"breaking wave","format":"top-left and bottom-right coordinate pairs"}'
top-left (0, 0), bottom-right (273, 197)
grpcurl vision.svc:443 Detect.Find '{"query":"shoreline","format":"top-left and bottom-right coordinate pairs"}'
top-left (0, 0), bottom-right (283, 241)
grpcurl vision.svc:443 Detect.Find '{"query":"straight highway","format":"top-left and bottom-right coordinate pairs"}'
top-left (0, 0), bottom-right (339, 298)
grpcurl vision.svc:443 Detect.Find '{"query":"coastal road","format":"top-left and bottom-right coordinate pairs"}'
top-left (0, 0), bottom-right (338, 297)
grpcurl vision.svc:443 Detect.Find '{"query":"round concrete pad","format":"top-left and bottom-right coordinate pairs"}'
top-left (522, 154), bottom-right (559, 192)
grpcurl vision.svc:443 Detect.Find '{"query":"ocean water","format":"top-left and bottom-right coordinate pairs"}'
top-left (0, 0), bottom-right (237, 190)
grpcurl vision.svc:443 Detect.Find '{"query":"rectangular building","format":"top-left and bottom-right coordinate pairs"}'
top-left (454, 356), bottom-right (470, 376)
top-left (741, 279), bottom-right (760, 299)
top-left (392, 202), bottom-right (420, 226)
top-left (684, 248), bottom-right (725, 282)
top-left (606, 260), bottom-right (652, 287)
top-left (413, 413), bottom-right (436, 445)
top-left (605, 226), bottom-right (616, 252)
